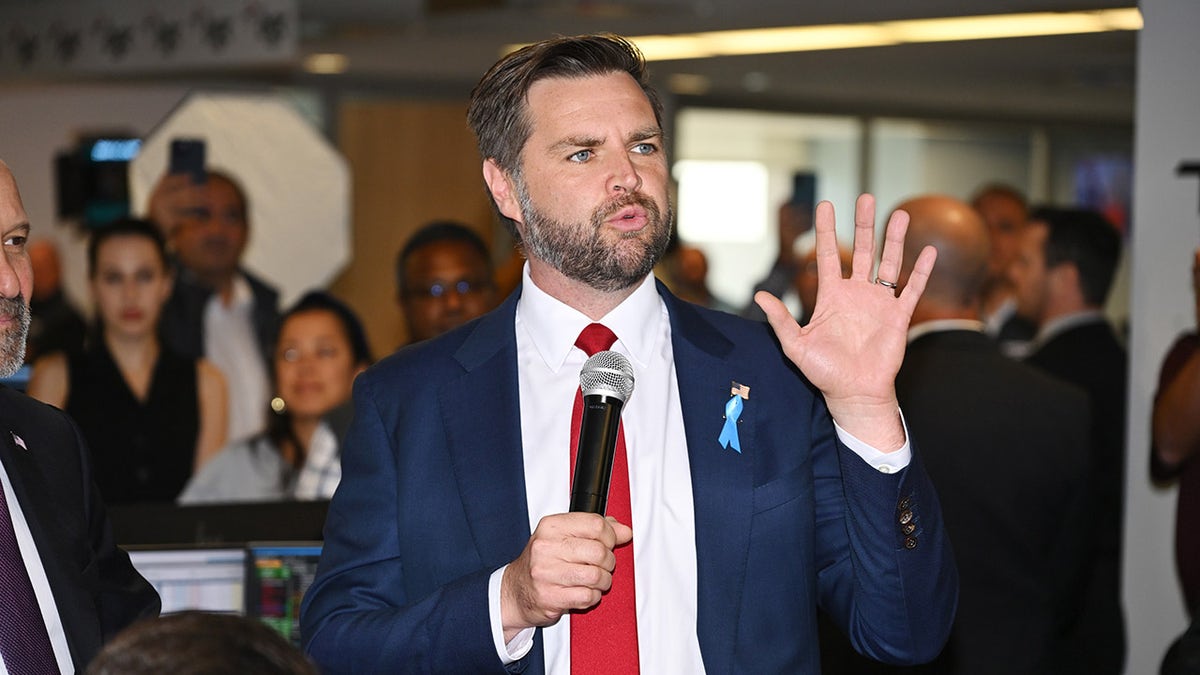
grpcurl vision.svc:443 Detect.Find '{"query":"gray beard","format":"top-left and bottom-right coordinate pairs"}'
top-left (0, 296), bottom-right (30, 379)
top-left (514, 177), bottom-right (672, 294)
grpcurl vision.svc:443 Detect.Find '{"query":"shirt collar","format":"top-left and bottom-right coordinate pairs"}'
top-left (907, 318), bottom-right (986, 343)
top-left (1033, 309), bottom-right (1108, 346)
top-left (516, 263), bottom-right (664, 373)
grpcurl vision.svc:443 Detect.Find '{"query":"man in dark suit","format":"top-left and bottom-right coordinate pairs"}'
top-left (0, 159), bottom-right (160, 672)
top-left (1011, 206), bottom-right (1127, 673)
top-left (301, 35), bottom-right (956, 674)
top-left (822, 195), bottom-right (1093, 674)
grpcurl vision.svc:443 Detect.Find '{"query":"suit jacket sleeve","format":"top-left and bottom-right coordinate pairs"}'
top-left (816, 412), bottom-right (958, 665)
top-left (299, 371), bottom-right (513, 675)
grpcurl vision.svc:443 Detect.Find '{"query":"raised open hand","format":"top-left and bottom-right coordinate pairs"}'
top-left (755, 194), bottom-right (936, 451)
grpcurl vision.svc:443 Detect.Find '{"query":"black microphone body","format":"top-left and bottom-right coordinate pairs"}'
top-left (569, 393), bottom-right (625, 514)
top-left (569, 350), bottom-right (635, 515)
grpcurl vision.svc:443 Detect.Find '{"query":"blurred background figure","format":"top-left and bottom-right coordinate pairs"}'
top-left (25, 238), bottom-right (86, 363)
top-left (662, 242), bottom-right (736, 313)
top-left (1151, 247), bottom-right (1200, 615)
top-left (792, 244), bottom-right (854, 326)
top-left (1011, 205), bottom-right (1127, 674)
top-left (179, 291), bottom-right (372, 503)
top-left (742, 200), bottom-right (813, 321)
top-left (27, 218), bottom-right (227, 505)
top-left (970, 183), bottom-right (1038, 356)
top-left (395, 220), bottom-right (497, 345)
top-left (86, 612), bottom-right (317, 675)
top-left (148, 169), bottom-right (281, 444)
top-left (821, 194), bottom-right (1092, 675)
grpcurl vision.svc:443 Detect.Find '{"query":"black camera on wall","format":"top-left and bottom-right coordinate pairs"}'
top-left (54, 134), bottom-right (141, 230)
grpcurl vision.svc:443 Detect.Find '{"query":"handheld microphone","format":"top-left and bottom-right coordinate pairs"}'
top-left (569, 350), bottom-right (635, 515)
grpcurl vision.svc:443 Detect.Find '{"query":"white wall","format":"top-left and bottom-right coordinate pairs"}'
top-left (0, 82), bottom-right (192, 312)
top-left (1124, 1), bottom-right (1200, 672)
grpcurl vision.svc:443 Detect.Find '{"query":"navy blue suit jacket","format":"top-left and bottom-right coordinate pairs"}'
top-left (301, 282), bottom-right (956, 673)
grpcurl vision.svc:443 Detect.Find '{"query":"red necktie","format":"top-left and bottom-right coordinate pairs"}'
top-left (570, 323), bottom-right (639, 674)
top-left (0, 477), bottom-right (60, 675)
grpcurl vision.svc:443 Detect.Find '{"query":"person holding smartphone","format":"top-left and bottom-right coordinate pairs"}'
top-left (146, 143), bottom-right (281, 445)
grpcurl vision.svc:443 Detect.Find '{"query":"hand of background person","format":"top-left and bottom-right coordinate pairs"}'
top-left (146, 173), bottom-right (204, 241)
top-left (756, 194), bottom-right (936, 452)
top-left (499, 512), bottom-right (633, 643)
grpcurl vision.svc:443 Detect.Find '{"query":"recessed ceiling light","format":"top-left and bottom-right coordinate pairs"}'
top-left (304, 53), bottom-right (349, 75)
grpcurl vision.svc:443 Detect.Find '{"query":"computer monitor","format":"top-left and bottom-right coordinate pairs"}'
top-left (244, 542), bottom-right (323, 645)
top-left (127, 546), bottom-right (247, 615)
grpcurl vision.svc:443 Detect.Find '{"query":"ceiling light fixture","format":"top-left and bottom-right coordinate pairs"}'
top-left (303, 53), bottom-right (349, 74)
top-left (505, 8), bottom-right (1141, 61)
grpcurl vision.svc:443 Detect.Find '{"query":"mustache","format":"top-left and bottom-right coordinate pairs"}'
top-left (0, 295), bottom-right (27, 321)
top-left (594, 192), bottom-right (661, 224)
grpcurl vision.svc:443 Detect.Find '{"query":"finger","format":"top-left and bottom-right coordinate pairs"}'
top-left (851, 194), bottom-right (878, 282)
top-left (896, 245), bottom-right (939, 315)
top-left (874, 208), bottom-right (911, 287)
top-left (811, 200), bottom-right (845, 288)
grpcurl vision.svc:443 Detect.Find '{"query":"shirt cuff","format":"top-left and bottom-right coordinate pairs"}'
top-left (832, 408), bottom-right (912, 474)
top-left (488, 565), bottom-right (535, 664)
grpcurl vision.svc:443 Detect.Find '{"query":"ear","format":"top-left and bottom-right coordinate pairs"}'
top-left (482, 159), bottom-right (523, 226)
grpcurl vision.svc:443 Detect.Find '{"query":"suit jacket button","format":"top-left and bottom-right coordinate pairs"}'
top-left (898, 497), bottom-right (912, 511)
top-left (902, 522), bottom-right (916, 535)
top-left (904, 536), bottom-right (918, 549)
top-left (898, 510), bottom-right (913, 525)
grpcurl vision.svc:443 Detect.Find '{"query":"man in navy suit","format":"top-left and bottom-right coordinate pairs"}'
top-left (301, 34), bottom-right (956, 673)
top-left (0, 160), bottom-right (160, 673)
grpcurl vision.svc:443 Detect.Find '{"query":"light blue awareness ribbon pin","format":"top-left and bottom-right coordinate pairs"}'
top-left (719, 394), bottom-right (743, 453)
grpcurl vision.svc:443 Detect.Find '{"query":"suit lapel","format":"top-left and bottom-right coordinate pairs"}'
top-left (661, 287), bottom-right (754, 673)
top-left (0, 394), bottom-right (97, 669)
top-left (439, 292), bottom-right (532, 566)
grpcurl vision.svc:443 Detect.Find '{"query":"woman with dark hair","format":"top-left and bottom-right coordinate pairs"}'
top-left (179, 291), bottom-right (372, 503)
top-left (27, 218), bottom-right (228, 504)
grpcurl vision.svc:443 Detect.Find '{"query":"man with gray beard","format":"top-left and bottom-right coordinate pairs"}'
top-left (303, 34), bottom-right (955, 674)
top-left (0, 160), bottom-right (159, 674)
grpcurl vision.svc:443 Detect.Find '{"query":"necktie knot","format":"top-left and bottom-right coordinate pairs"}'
top-left (576, 323), bottom-right (618, 357)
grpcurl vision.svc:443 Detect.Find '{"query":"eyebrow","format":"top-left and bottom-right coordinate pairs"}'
top-left (3, 222), bottom-right (31, 238)
top-left (548, 126), bottom-right (663, 154)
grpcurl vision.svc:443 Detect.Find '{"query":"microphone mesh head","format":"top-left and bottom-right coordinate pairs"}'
top-left (580, 350), bottom-right (635, 402)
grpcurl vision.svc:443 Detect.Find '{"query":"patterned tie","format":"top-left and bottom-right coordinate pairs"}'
top-left (0, 477), bottom-right (60, 675)
top-left (570, 323), bottom-right (639, 674)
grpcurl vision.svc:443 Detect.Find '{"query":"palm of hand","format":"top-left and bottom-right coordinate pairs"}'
top-left (756, 194), bottom-right (936, 448)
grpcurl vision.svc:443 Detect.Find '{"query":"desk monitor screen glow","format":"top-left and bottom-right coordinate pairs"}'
top-left (245, 543), bottom-right (323, 645)
top-left (127, 547), bottom-right (246, 615)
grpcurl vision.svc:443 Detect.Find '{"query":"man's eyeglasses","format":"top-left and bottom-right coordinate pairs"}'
top-left (406, 279), bottom-right (493, 300)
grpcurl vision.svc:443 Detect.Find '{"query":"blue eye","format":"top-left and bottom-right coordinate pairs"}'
top-left (568, 150), bottom-right (593, 163)
top-left (632, 143), bottom-right (657, 155)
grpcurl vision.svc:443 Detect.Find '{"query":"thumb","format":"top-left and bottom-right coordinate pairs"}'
top-left (606, 516), bottom-right (634, 546)
top-left (755, 291), bottom-right (800, 343)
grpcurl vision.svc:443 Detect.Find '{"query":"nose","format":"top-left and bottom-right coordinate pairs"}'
top-left (607, 153), bottom-right (642, 194)
top-left (0, 253), bottom-right (22, 299)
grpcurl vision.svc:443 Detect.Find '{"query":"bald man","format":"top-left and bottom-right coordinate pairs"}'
top-left (0, 160), bottom-right (159, 672)
top-left (826, 195), bottom-right (1093, 674)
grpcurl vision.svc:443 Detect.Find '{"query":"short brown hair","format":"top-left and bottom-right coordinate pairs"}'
top-left (466, 34), bottom-right (663, 236)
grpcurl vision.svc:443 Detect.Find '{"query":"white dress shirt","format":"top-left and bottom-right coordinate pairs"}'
top-left (488, 267), bottom-right (911, 672)
top-left (0, 451), bottom-right (75, 674)
top-left (203, 274), bottom-right (270, 444)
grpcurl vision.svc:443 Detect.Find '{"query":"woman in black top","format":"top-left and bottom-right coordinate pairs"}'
top-left (28, 218), bottom-right (227, 504)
